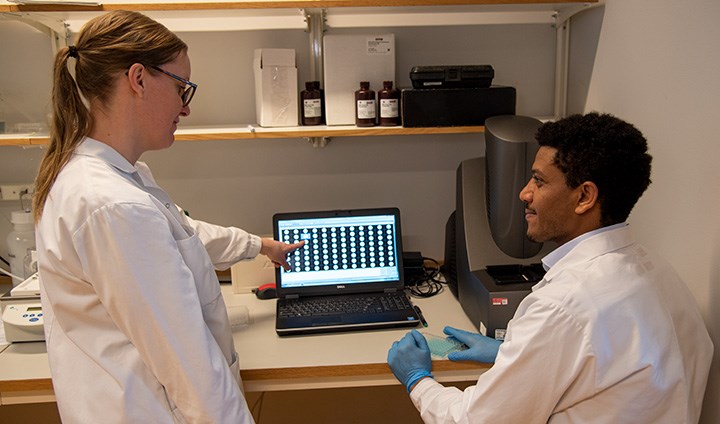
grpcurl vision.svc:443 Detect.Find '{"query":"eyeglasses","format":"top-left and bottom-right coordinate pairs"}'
top-left (149, 65), bottom-right (197, 107)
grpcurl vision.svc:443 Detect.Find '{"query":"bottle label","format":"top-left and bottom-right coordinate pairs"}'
top-left (303, 99), bottom-right (322, 118)
top-left (380, 99), bottom-right (399, 118)
top-left (357, 100), bottom-right (376, 119)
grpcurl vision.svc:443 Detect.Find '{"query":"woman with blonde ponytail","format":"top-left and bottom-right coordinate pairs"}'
top-left (34, 11), bottom-right (302, 423)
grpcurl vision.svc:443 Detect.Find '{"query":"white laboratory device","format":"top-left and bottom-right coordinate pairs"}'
top-left (1, 272), bottom-right (45, 342)
top-left (2, 302), bottom-right (44, 342)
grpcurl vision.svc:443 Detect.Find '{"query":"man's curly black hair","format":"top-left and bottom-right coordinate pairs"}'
top-left (536, 112), bottom-right (652, 227)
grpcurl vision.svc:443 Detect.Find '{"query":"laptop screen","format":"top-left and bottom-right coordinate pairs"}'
top-left (274, 208), bottom-right (404, 296)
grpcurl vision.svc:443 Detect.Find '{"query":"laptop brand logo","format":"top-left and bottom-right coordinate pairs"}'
top-left (337, 285), bottom-right (346, 289)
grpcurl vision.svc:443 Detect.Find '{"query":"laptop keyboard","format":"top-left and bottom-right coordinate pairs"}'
top-left (278, 292), bottom-right (413, 318)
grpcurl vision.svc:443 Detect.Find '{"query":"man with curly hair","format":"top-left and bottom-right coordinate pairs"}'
top-left (388, 113), bottom-right (713, 423)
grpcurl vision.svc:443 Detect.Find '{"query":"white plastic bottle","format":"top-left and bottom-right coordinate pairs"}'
top-left (6, 210), bottom-right (36, 286)
top-left (24, 249), bottom-right (38, 277)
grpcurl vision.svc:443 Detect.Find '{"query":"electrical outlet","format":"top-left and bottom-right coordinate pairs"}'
top-left (0, 183), bottom-right (34, 201)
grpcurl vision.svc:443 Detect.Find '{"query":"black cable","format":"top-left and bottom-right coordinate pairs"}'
top-left (406, 256), bottom-right (445, 298)
top-left (0, 255), bottom-right (9, 266)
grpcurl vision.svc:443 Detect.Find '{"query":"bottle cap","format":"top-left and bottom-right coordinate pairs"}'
top-left (11, 210), bottom-right (33, 225)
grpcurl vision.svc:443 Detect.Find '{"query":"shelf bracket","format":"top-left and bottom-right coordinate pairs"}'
top-left (0, 12), bottom-right (70, 56)
top-left (305, 136), bottom-right (330, 148)
top-left (554, 2), bottom-right (605, 28)
top-left (551, 2), bottom-right (601, 119)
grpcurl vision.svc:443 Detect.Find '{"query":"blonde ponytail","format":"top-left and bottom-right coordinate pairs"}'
top-left (33, 47), bottom-right (91, 221)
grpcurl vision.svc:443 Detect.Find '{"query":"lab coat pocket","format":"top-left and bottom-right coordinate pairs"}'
top-left (150, 196), bottom-right (194, 241)
top-left (176, 233), bottom-right (220, 307)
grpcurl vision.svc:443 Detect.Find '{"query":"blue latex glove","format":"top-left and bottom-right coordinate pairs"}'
top-left (444, 326), bottom-right (502, 363)
top-left (387, 330), bottom-right (434, 393)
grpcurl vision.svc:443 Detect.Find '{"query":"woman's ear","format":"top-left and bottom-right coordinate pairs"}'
top-left (575, 181), bottom-right (599, 215)
top-left (126, 63), bottom-right (146, 98)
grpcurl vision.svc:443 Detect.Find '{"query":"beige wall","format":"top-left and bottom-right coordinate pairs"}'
top-left (569, 1), bottom-right (720, 422)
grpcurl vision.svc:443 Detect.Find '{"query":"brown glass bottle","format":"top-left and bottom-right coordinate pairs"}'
top-left (355, 81), bottom-right (376, 127)
top-left (378, 81), bottom-right (400, 126)
top-left (301, 81), bottom-right (323, 126)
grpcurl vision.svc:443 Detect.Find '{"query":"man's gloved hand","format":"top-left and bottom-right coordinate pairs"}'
top-left (444, 326), bottom-right (502, 363)
top-left (387, 330), bottom-right (433, 393)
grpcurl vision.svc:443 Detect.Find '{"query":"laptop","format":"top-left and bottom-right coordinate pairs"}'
top-left (273, 207), bottom-right (421, 336)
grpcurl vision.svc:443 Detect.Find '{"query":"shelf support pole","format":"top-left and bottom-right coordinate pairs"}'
top-left (302, 8), bottom-right (329, 147)
top-left (303, 8), bottom-right (326, 84)
top-left (553, 13), bottom-right (570, 119)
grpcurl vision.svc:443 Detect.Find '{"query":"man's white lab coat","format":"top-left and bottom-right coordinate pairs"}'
top-left (410, 225), bottom-right (713, 424)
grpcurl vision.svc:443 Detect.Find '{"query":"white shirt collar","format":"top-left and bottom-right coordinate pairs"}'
top-left (541, 222), bottom-right (628, 271)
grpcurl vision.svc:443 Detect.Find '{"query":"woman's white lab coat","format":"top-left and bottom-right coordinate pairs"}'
top-left (410, 225), bottom-right (713, 423)
top-left (37, 138), bottom-right (259, 423)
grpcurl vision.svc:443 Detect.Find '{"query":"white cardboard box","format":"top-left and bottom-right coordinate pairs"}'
top-left (323, 34), bottom-right (395, 126)
top-left (253, 49), bottom-right (298, 127)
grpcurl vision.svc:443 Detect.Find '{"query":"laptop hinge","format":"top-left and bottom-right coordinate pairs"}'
top-left (384, 288), bottom-right (398, 293)
top-left (286, 294), bottom-right (300, 299)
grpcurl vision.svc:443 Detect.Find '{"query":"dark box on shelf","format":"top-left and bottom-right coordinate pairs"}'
top-left (401, 86), bottom-right (516, 127)
top-left (410, 65), bottom-right (494, 89)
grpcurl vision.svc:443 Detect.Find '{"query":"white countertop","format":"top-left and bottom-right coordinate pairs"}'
top-left (0, 283), bottom-right (487, 401)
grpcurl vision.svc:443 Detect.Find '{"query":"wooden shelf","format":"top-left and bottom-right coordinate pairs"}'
top-left (0, 0), bottom-right (593, 143)
top-left (0, 125), bottom-right (486, 146)
top-left (174, 125), bottom-right (487, 140)
top-left (0, 1), bottom-right (599, 33)
top-left (0, 1), bottom-right (597, 13)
